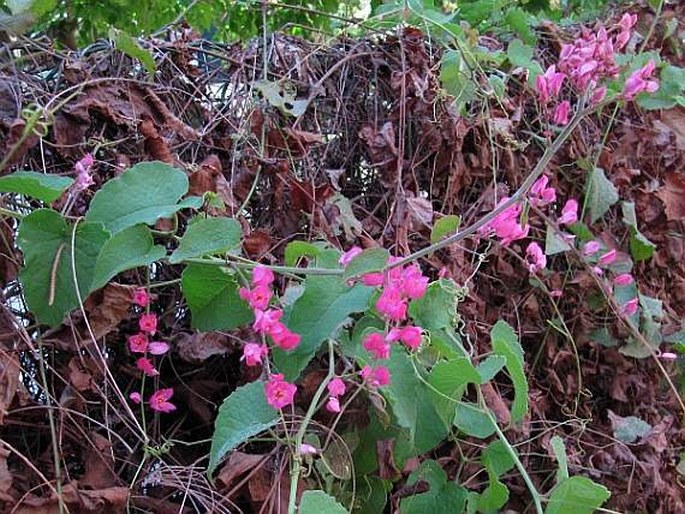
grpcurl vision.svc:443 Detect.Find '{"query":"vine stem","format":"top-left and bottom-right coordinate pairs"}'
top-left (287, 340), bottom-right (336, 514)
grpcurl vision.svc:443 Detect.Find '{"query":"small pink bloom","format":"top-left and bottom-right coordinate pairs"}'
top-left (550, 289), bottom-right (563, 298)
top-left (132, 288), bottom-right (150, 307)
top-left (139, 313), bottom-right (158, 335)
top-left (265, 374), bottom-right (297, 409)
top-left (74, 154), bottom-right (95, 191)
top-left (660, 352), bottom-right (677, 361)
top-left (149, 388), bottom-right (176, 413)
top-left (129, 392), bottom-right (142, 404)
top-left (252, 265), bottom-right (275, 288)
top-left (529, 175), bottom-right (556, 206)
top-left (536, 65), bottom-right (565, 103)
top-left (328, 378), bottom-right (346, 397)
top-left (326, 396), bottom-right (341, 413)
top-left (360, 365), bottom-right (391, 388)
top-left (613, 273), bottom-right (634, 286)
top-left (128, 333), bottom-right (148, 353)
top-left (399, 326), bottom-right (423, 350)
top-left (619, 297), bottom-right (639, 317)
top-left (525, 242), bottom-right (547, 273)
top-left (269, 323), bottom-right (301, 351)
top-left (298, 443), bottom-right (317, 456)
top-left (239, 285), bottom-right (272, 311)
top-left (362, 272), bottom-right (385, 287)
top-left (339, 246), bottom-right (363, 267)
top-left (136, 357), bottom-right (159, 376)
top-left (558, 199), bottom-right (579, 225)
top-left (619, 13), bottom-right (637, 31)
top-left (376, 287), bottom-right (407, 322)
top-left (592, 266), bottom-right (604, 276)
top-left (148, 341), bottom-right (170, 355)
top-left (253, 308), bottom-right (283, 334)
top-left (583, 241), bottom-right (601, 256)
top-left (590, 86), bottom-right (607, 105)
top-left (400, 264), bottom-right (429, 299)
top-left (553, 100), bottom-right (571, 126)
top-left (482, 199), bottom-right (530, 246)
top-left (598, 249), bottom-right (617, 266)
top-left (623, 60), bottom-right (659, 101)
top-left (242, 343), bottom-right (269, 366)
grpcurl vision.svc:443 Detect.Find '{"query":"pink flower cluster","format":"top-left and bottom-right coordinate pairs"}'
top-left (326, 378), bottom-right (346, 413)
top-left (74, 154), bottom-right (95, 191)
top-left (127, 288), bottom-right (175, 413)
top-left (265, 373), bottom-right (297, 410)
top-left (340, 248), bottom-right (431, 388)
top-left (535, 14), bottom-right (659, 125)
top-left (240, 265), bottom-right (302, 353)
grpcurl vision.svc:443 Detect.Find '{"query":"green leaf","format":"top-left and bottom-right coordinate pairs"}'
top-left (208, 381), bottom-right (279, 476)
top-left (91, 225), bottom-right (166, 291)
top-left (110, 28), bottom-right (156, 76)
top-left (181, 263), bottom-right (253, 331)
top-left (482, 440), bottom-right (515, 478)
top-left (454, 402), bottom-right (496, 439)
top-left (284, 240), bottom-right (321, 267)
top-left (355, 477), bottom-right (390, 514)
top-left (440, 50), bottom-right (478, 111)
top-left (585, 167), bottom-right (619, 224)
top-left (505, 7), bottom-right (536, 45)
top-left (85, 161), bottom-right (202, 235)
top-left (273, 253), bottom-right (373, 380)
top-left (342, 248), bottom-right (389, 281)
top-left (299, 490), bottom-right (348, 514)
top-left (621, 202), bottom-right (655, 262)
top-left (428, 358), bottom-right (480, 425)
top-left (409, 280), bottom-right (458, 331)
top-left (506, 38), bottom-right (543, 83)
top-left (17, 209), bottom-right (109, 327)
top-left (608, 411), bottom-right (652, 444)
top-left (383, 348), bottom-right (451, 453)
top-left (169, 217), bottom-right (241, 264)
top-left (550, 435), bottom-right (569, 483)
top-left (477, 478), bottom-right (509, 513)
top-left (430, 215), bottom-right (461, 244)
top-left (0, 171), bottom-right (73, 203)
top-left (490, 320), bottom-right (528, 422)
top-left (545, 224), bottom-right (572, 256)
top-left (400, 460), bottom-right (467, 514)
top-left (477, 355), bottom-right (506, 383)
top-left (546, 476), bottom-right (611, 514)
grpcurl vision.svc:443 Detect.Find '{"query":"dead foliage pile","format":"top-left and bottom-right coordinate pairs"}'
top-left (0, 3), bottom-right (684, 512)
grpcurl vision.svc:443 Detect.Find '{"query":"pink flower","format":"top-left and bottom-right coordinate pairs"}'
top-left (327, 378), bottom-right (346, 397)
top-left (660, 352), bottom-right (677, 361)
top-left (592, 266), bottom-right (604, 276)
top-left (136, 357), bottom-right (159, 376)
top-left (558, 199), bottom-right (579, 225)
top-left (553, 101), bottom-right (571, 126)
top-left (536, 65), bottom-right (565, 103)
top-left (139, 313), bottom-right (158, 335)
top-left (148, 341), bottom-right (170, 355)
top-left (376, 287), bottom-right (407, 322)
top-left (400, 264), bottom-right (429, 299)
top-left (239, 285), bottom-right (272, 311)
top-left (363, 332), bottom-right (391, 360)
top-left (132, 288), bottom-right (150, 307)
top-left (398, 326), bottom-right (423, 350)
top-left (590, 85), bottom-right (607, 105)
top-left (242, 343), bottom-right (269, 366)
top-left (252, 265), bottom-right (275, 288)
top-left (619, 297), bottom-right (639, 317)
top-left (583, 241), bottom-right (601, 256)
top-left (362, 272), bottom-right (385, 287)
top-left (623, 60), bottom-right (659, 101)
top-left (598, 249), bottom-right (617, 266)
top-left (298, 443), bottom-right (318, 456)
top-left (326, 396), bottom-right (341, 413)
top-left (129, 392), bottom-right (142, 404)
top-left (253, 308), bottom-right (283, 334)
top-left (339, 246), bottom-right (363, 266)
top-left (74, 154), bottom-right (95, 191)
top-left (128, 333), bottom-right (148, 353)
top-left (149, 388), bottom-right (176, 413)
top-left (265, 374), bottom-right (297, 409)
top-left (529, 175), bottom-right (557, 206)
top-left (550, 289), bottom-right (563, 298)
top-left (615, 13), bottom-right (637, 50)
top-left (525, 242), bottom-right (547, 273)
top-left (613, 273), bottom-right (634, 286)
top-left (269, 323), bottom-right (301, 351)
top-left (481, 199), bottom-right (529, 246)
top-left (360, 365), bottom-right (391, 388)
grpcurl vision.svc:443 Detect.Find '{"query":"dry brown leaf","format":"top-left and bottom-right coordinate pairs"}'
top-left (0, 444), bottom-right (13, 502)
top-left (216, 452), bottom-right (269, 489)
top-left (81, 433), bottom-right (118, 490)
top-left (174, 332), bottom-right (232, 363)
top-left (83, 283), bottom-right (135, 341)
top-left (0, 350), bottom-right (20, 425)
top-left (656, 172), bottom-right (685, 221)
top-left (15, 483), bottom-right (129, 514)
